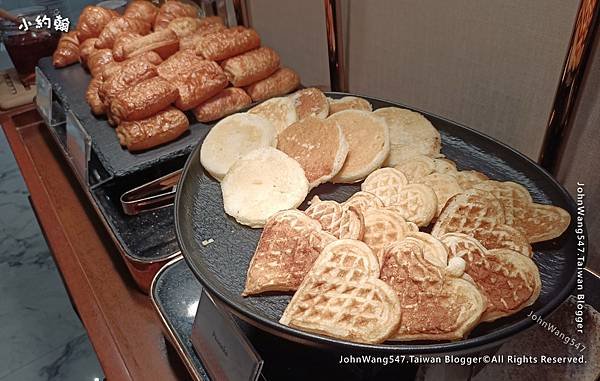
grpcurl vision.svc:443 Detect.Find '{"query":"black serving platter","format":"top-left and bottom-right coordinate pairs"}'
top-left (38, 57), bottom-right (212, 178)
top-left (175, 92), bottom-right (580, 354)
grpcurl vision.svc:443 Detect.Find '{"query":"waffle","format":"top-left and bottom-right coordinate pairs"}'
top-left (393, 155), bottom-right (435, 182)
top-left (361, 168), bottom-right (408, 206)
top-left (432, 189), bottom-right (533, 256)
top-left (380, 238), bottom-right (485, 341)
top-left (280, 240), bottom-right (401, 344)
top-left (440, 233), bottom-right (541, 322)
top-left (243, 210), bottom-right (336, 295)
top-left (304, 199), bottom-right (364, 239)
top-left (404, 232), bottom-right (448, 268)
top-left (454, 170), bottom-right (488, 190)
top-left (433, 158), bottom-right (458, 174)
top-left (361, 208), bottom-right (411, 265)
top-left (343, 191), bottom-right (384, 216)
top-left (473, 180), bottom-right (571, 243)
top-left (383, 184), bottom-right (438, 227)
top-left (415, 173), bottom-right (463, 216)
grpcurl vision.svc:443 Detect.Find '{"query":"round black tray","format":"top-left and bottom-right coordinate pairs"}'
top-left (175, 92), bottom-right (579, 355)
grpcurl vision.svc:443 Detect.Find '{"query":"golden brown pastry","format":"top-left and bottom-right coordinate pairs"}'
top-left (193, 87), bottom-right (252, 122)
top-left (95, 16), bottom-right (151, 49)
top-left (53, 31), bottom-right (80, 68)
top-left (111, 32), bottom-right (142, 62)
top-left (167, 16), bottom-right (200, 38)
top-left (86, 76), bottom-right (106, 115)
top-left (99, 55), bottom-right (159, 107)
top-left (196, 27), bottom-right (261, 61)
top-left (123, 0), bottom-right (159, 25)
top-left (76, 6), bottom-right (119, 42)
top-left (172, 61), bottom-right (228, 110)
top-left (116, 107), bottom-right (189, 151)
top-left (88, 49), bottom-right (115, 78)
top-left (197, 16), bottom-right (224, 31)
top-left (103, 51), bottom-right (163, 80)
top-left (245, 67), bottom-right (300, 102)
top-left (154, 1), bottom-right (198, 30)
top-left (110, 76), bottom-right (178, 123)
top-left (79, 37), bottom-right (99, 68)
top-left (178, 23), bottom-right (225, 51)
top-left (119, 29), bottom-right (180, 61)
top-left (156, 49), bottom-right (205, 80)
top-left (220, 47), bottom-right (280, 87)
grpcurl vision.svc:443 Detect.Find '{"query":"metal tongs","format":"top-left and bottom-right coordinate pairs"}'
top-left (120, 169), bottom-right (182, 215)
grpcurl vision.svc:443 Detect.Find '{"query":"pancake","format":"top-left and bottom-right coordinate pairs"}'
top-left (200, 113), bottom-right (277, 181)
top-left (290, 88), bottom-right (329, 119)
top-left (248, 96), bottom-right (298, 133)
top-left (280, 239), bottom-right (401, 344)
top-left (327, 96), bottom-right (373, 115)
top-left (328, 110), bottom-right (390, 183)
top-left (243, 210), bottom-right (336, 295)
top-left (374, 107), bottom-right (441, 166)
top-left (221, 147), bottom-right (309, 227)
top-left (277, 117), bottom-right (348, 188)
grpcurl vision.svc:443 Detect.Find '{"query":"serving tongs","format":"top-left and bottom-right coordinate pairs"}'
top-left (120, 169), bottom-right (182, 215)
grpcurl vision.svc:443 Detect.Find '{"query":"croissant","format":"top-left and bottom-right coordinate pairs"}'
top-left (53, 31), bottom-right (80, 68)
top-left (77, 6), bottom-right (118, 42)
top-left (88, 49), bottom-right (115, 78)
top-left (95, 16), bottom-right (151, 49)
top-left (178, 22), bottom-right (225, 51)
top-left (86, 76), bottom-right (106, 115)
top-left (167, 16), bottom-right (200, 39)
top-left (116, 107), bottom-right (189, 151)
top-left (79, 38), bottom-right (99, 68)
top-left (123, 0), bottom-right (159, 25)
top-left (119, 29), bottom-right (179, 61)
top-left (112, 32), bottom-right (142, 61)
top-left (110, 76), bottom-right (178, 123)
top-left (154, 1), bottom-right (198, 30)
top-left (244, 67), bottom-right (300, 102)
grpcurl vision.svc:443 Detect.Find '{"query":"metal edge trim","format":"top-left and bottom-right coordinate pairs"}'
top-left (149, 256), bottom-right (205, 381)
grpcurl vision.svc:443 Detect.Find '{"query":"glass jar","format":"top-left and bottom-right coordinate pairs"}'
top-left (0, 6), bottom-right (60, 85)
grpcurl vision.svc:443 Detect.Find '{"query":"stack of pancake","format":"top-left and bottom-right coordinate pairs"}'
top-left (199, 89), bottom-right (572, 344)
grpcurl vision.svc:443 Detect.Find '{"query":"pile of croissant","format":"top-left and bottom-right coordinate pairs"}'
top-left (51, 0), bottom-right (301, 152)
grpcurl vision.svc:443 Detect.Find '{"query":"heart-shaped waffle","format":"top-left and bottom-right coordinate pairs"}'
top-left (304, 199), bottom-right (364, 239)
top-left (361, 167), bottom-right (408, 206)
top-left (383, 183), bottom-right (438, 227)
top-left (454, 170), bottom-right (488, 190)
top-left (472, 180), bottom-right (571, 243)
top-left (361, 208), bottom-right (412, 265)
top-left (280, 240), bottom-right (401, 344)
top-left (414, 173), bottom-right (463, 216)
top-left (404, 232), bottom-right (449, 268)
top-left (440, 233), bottom-right (541, 322)
top-left (432, 189), bottom-right (532, 256)
top-left (393, 155), bottom-right (435, 182)
top-left (243, 210), bottom-right (336, 295)
top-left (380, 238), bottom-right (485, 341)
top-left (343, 191), bottom-right (384, 216)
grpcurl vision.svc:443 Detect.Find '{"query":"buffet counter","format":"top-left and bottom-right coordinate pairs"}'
top-left (1, 104), bottom-right (190, 381)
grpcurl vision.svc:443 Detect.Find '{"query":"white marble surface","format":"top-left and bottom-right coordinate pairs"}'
top-left (0, 130), bottom-right (104, 381)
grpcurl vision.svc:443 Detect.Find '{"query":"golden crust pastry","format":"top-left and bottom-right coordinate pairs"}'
top-left (110, 76), bottom-right (178, 123)
top-left (244, 67), bottom-right (300, 102)
top-left (171, 61), bottom-right (228, 111)
top-left (123, 0), bottom-right (159, 25)
top-left (167, 16), bottom-right (200, 38)
top-left (86, 76), bottom-right (106, 115)
top-left (95, 16), bottom-right (151, 49)
top-left (53, 31), bottom-right (80, 68)
top-left (116, 107), bottom-right (189, 151)
top-left (76, 6), bottom-right (118, 42)
top-left (99, 54), bottom-right (160, 107)
top-left (120, 29), bottom-right (180, 61)
top-left (112, 32), bottom-right (142, 62)
top-left (196, 27), bottom-right (261, 61)
top-left (220, 47), bottom-right (280, 87)
top-left (87, 49), bottom-right (114, 78)
top-left (192, 87), bottom-right (251, 122)
top-left (154, 1), bottom-right (198, 31)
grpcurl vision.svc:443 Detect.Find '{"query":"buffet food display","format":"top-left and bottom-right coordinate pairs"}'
top-left (196, 87), bottom-right (571, 345)
top-left (51, 1), bottom-right (300, 152)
